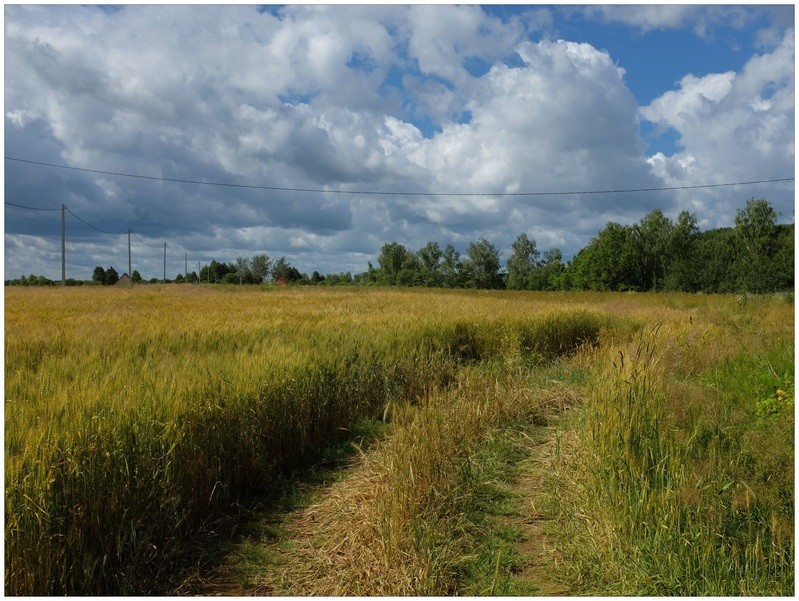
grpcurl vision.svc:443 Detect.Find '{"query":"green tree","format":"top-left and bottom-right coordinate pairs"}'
top-left (692, 228), bottom-right (738, 292)
top-left (771, 224), bottom-right (794, 291)
top-left (376, 242), bottom-right (418, 285)
top-left (272, 257), bottom-right (303, 283)
top-left (631, 209), bottom-right (673, 290)
top-left (103, 266), bottom-right (119, 286)
top-left (417, 241), bottom-right (443, 287)
top-left (441, 244), bottom-right (463, 288)
top-left (200, 260), bottom-right (234, 283)
top-left (734, 198), bottom-right (778, 293)
top-left (662, 211), bottom-right (699, 291)
top-left (131, 270), bottom-right (142, 284)
top-left (92, 266), bottom-right (106, 285)
top-left (463, 238), bottom-right (502, 289)
top-left (324, 272), bottom-right (353, 285)
top-left (251, 254), bottom-right (271, 283)
top-left (574, 223), bottom-right (638, 291)
top-left (234, 257), bottom-right (251, 285)
top-left (506, 233), bottom-right (539, 290)
top-left (531, 248), bottom-right (565, 291)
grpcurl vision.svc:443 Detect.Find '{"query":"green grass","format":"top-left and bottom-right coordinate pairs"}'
top-left (549, 299), bottom-right (794, 596)
top-left (456, 428), bottom-right (539, 596)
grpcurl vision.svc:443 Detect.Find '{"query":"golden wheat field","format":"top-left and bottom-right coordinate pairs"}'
top-left (4, 285), bottom-right (794, 595)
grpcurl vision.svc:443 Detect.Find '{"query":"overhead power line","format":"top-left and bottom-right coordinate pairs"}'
top-left (6, 200), bottom-right (188, 266)
top-left (7, 202), bottom-right (168, 250)
top-left (130, 230), bottom-right (159, 249)
top-left (5, 201), bottom-right (61, 211)
top-left (65, 207), bottom-right (125, 236)
top-left (5, 156), bottom-right (794, 197)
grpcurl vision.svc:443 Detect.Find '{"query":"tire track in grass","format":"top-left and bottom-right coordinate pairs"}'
top-left (183, 387), bottom-right (582, 596)
top-left (503, 424), bottom-right (572, 596)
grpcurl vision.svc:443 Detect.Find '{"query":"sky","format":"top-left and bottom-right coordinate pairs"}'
top-left (3, 2), bottom-right (795, 281)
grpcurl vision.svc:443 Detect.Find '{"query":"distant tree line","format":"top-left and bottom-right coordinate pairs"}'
top-left (358, 198), bottom-right (793, 293)
top-left (566, 198), bottom-right (794, 293)
top-left (5, 198), bottom-right (793, 294)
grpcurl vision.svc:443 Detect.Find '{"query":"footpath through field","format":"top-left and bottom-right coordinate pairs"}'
top-left (181, 408), bottom-right (575, 596)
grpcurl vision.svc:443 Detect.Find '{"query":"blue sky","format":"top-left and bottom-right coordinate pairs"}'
top-left (4, 3), bottom-right (795, 280)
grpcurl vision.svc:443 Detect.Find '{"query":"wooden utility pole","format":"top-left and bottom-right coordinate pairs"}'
top-left (163, 242), bottom-right (167, 283)
top-left (184, 252), bottom-right (188, 281)
top-left (61, 204), bottom-right (66, 285)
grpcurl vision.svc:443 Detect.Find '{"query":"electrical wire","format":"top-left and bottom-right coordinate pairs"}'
top-left (5, 201), bottom-right (61, 211)
top-left (65, 207), bottom-right (126, 236)
top-left (7, 201), bottom-right (183, 261)
top-left (5, 156), bottom-right (794, 197)
top-left (130, 230), bottom-right (160, 249)
top-left (6, 155), bottom-right (794, 279)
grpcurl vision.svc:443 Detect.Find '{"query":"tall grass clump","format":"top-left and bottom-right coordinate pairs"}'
top-left (557, 298), bottom-right (794, 596)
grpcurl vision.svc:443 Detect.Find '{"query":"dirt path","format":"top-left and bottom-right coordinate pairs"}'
top-left (185, 421), bottom-right (572, 596)
top-left (503, 425), bottom-right (572, 595)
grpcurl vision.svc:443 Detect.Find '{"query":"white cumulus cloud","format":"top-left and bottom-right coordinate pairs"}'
top-left (641, 30), bottom-right (794, 225)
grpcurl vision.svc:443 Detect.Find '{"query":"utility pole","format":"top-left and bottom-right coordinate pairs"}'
top-left (198, 260), bottom-right (201, 284)
top-left (128, 229), bottom-right (132, 279)
top-left (163, 242), bottom-right (167, 284)
top-left (184, 252), bottom-right (188, 281)
top-left (61, 204), bottom-right (66, 285)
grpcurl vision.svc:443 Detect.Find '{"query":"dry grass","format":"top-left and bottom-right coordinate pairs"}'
top-left (249, 371), bottom-right (579, 596)
top-left (7, 286), bottom-right (791, 595)
top-left (5, 285), bottom-right (615, 595)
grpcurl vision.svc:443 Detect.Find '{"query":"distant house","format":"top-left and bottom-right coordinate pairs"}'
top-left (274, 277), bottom-right (287, 286)
top-left (116, 273), bottom-right (132, 287)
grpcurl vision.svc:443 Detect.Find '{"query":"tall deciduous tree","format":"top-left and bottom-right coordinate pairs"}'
top-left (417, 241), bottom-right (443, 287)
top-left (574, 222), bottom-right (638, 291)
top-left (92, 266), bottom-right (106, 284)
top-left (506, 233), bottom-right (539, 290)
top-left (272, 256), bottom-right (303, 283)
top-left (376, 242), bottom-right (418, 285)
top-left (463, 238), bottom-right (502, 289)
top-left (531, 248), bottom-right (565, 290)
top-left (631, 209), bottom-right (673, 290)
top-left (663, 211), bottom-right (699, 291)
top-left (234, 257), bottom-right (251, 285)
top-left (441, 244), bottom-right (463, 288)
top-left (103, 266), bottom-right (119, 286)
top-left (251, 254), bottom-right (271, 283)
top-left (734, 198), bottom-right (778, 293)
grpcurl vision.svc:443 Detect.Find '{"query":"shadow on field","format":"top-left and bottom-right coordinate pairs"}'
top-left (167, 418), bottom-right (389, 595)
